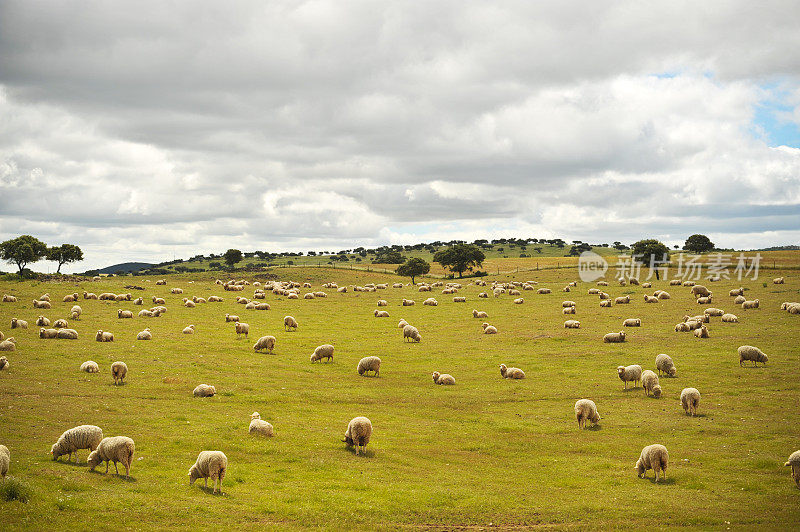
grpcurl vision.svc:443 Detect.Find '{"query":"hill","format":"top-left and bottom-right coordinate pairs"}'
top-left (97, 262), bottom-right (153, 274)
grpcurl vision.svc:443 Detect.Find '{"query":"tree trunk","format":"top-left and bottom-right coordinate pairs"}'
top-left (56, 262), bottom-right (63, 274)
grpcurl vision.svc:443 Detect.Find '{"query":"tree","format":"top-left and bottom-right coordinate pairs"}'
top-left (396, 257), bottom-right (430, 284)
top-left (373, 250), bottom-right (405, 264)
top-left (223, 249), bottom-right (243, 268)
top-left (47, 243), bottom-right (84, 273)
top-left (0, 235), bottom-right (48, 274)
top-left (630, 239), bottom-right (670, 280)
top-left (433, 243), bottom-right (485, 278)
top-left (684, 234), bottom-right (714, 253)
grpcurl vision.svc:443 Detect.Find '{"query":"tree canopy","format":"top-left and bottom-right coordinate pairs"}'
top-left (223, 249), bottom-right (243, 267)
top-left (396, 257), bottom-right (430, 283)
top-left (373, 250), bottom-right (405, 264)
top-left (47, 244), bottom-right (84, 273)
top-left (0, 235), bottom-right (49, 273)
top-left (433, 243), bottom-right (485, 278)
top-left (684, 234), bottom-right (714, 253)
top-left (631, 239), bottom-right (670, 279)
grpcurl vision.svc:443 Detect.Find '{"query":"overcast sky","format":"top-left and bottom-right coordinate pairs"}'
top-left (1, 1), bottom-right (799, 272)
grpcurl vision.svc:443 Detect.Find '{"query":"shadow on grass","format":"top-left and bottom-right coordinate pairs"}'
top-left (196, 485), bottom-right (226, 495)
top-left (342, 445), bottom-right (376, 458)
top-left (585, 424), bottom-right (603, 431)
top-left (87, 469), bottom-right (138, 482)
top-left (53, 459), bottom-right (88, 468)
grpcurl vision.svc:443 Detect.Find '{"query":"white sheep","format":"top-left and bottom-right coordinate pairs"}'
top-left (310, 344), bottom-right (334, 363)
top-left (235, 322), bottom-right (249, 338)
top-left (397, 319), bottom-right (409, 329)
top-left (704, 308), bottom-right (724, 317)
top-left (193, 384), bottom-right (216, 397)
top-left (80, 360), bottom-right (99, 373)
top-left (499, 364), bottom-right (524, 379)
top-left (87, 436), bottom-right (135, 478)
top-left (374, 309), bottom-right (390, 318)
top-left (40, 328), bottom-right (58, 339)
top-left (53, 318), bottom-right (68, 328)
top-left (0, 356), bottom-right (8, 371)
top-left (604, 331), bottom-right (626, 343)
top-left (36, 316), bottom-right (51, 327)
top-left (249, 412), bottom-right (274, 437)
top-left (690, 285), bottom-right (711, 297)
top-left (785, 450), bottom-right (800, 488)
top-left (655, 354), bottom-right (676, 377)
top-left (111, 361), bottom-right (128, 385)
top-left (680, 388), bottom-right (701, 416)
top-left (117, 309), bottom-right (133, 319)
top-left (643, 295), bottom-right (658, 303)
top-left (734, 295), bottom-right (746, 305)
top-left (729, 288), bottom-right (744, 296)
top-left (537, 288), bottom-right (551, 294)
top-left (10, 318), bottom-right (27, 329)
top-left (51, 425), bottom-right (103, 463)
top-left (343, 417), bottom-right (372, 456)
top-left (513, 298), bottom-right (524, 304)
top-left (225, 313), bottom-right (240, 322)
top-left (403, 325), bottom-right (421, 343)
top-left (137, 328), bottom-right (152, 340)
top-left (402, 298), bottom-right (416, 306)
top-left (95, 330), bottom-right (114, 342)
top-left (0, 338), bottom-right (16, 351)
top-left (574, 399), bottom-right (600, 429)
top-left (774, 277), bottom-right (785, 284)
top-left (562, 300), bottom-right (577, 308)
top-left (693, 325), bottom-right (709, 338)
top-left (70, 305), bottom-right (82, 320)
top-left (600, 300), bottom-right (612, 307)
top-left (623, 318), bottom-right (641, 327)
top-left (641, 370), bottom-right (662, 398)
top-left (0, 444), bottom-right (8, 479)
top-left (188, 451), bottom-right (228, 494)
top-left (636, 444), bottom-right (669, 482)
top-left (614, 296), bottom-right (630, 305)
top-left (2, 294), bottom-right (17, 302)
top-left (57, 328), bottom-right (78, 340)
top-left (253, 335), bottom-right (276, 354)
top-left (182, 325), bottom-right (195, 335)
top-left (357, 356), bottom-right (381, 377)
top-left (563, 306), bottom-right (576, 314)
top-left (473, 309), bottom-right (488, 319)
top-left (738, 345), bottom-right (768, 366)
top-left (742, 299), bottom-right (760, 309)
top-left (617, 364), bottom-right (642, 389)
top-left (432, 371), bottom-right (455, 385)
top-left (564, 320), bottom-right (581, 329)
top-left (721, 313), bottom-right (738, 323)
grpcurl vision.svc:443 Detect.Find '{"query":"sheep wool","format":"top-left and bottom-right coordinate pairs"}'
top-left (617, 365), bottom-right (642, 389)
top-left (574, 399), bottom-right (600, 429)
top-left (87, 436), bottom-right (135, 478)
top-left (738, 345), bottom-right (768, 367)
top-left (283, 316), bottom-right (298, 331)
top-left (785, 450), bottom-right (800, 488)
top-left (641, 370), bottom-right (662, 398)
top-left (721, 313), bottom-right (739, 323)
top-left (0, 356), bottom-right (8, 371)
top-left (403, 325), bottom-right (421, 343)
top-left (374, 310), bottom-right (390, 318)
top-left (655, 354), bottom-right (676, 377)
top-left (253, 335), bottom-right (276, 354)
top-left (636, 444), bottom-right (669, 482)
top-left (193, 384), bottom-right (216, 397)
top-left (95, 330), bottom-right (114, 342)
top-left (249, 413), bottom-right (274, 437)
top-left (0, 444), bottom-right (8, 479)
top-left (343, 417), bottom-right (372, 456)
top-left (680, 388), bottom-right (701, 416)
top-left (188, 451), bottom-right (228, 494)
top-left (137, 328), bottom-right (152, 340)
top-left (564, 320), bottom-right (581, 329)
top-left (310, 344), bottom-right (334, 363)
top-left (111, 361), bottom-right (128, 385)
top-left (57, 328), bottom-right (78, 340)
top-left (80, 360), bottom-right (99, 373)
top-left (51, 425), bottom-right (103, 463)
top-left (603, 331), bottom-right (626, 343)
top-left (432, 371), bottom-right (456, 385)
top-left (0, 339), bottom-right (15, 351)
top-left (499, 364), bottom-right (525, 379)
top-left (357, 356), bottom-right (381, 377)
top-left (473, 309), bottom-right (488, 319)
top-left (234, 322), bottom-right (249, 338)
top-left (623, 318), bottom-right (641, 327)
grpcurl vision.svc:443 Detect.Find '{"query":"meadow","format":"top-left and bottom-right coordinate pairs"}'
top-left (0, 264), bottom-right (799, 530)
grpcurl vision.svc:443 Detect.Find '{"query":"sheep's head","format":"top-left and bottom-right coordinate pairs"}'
top-left (499, 364), bottom-right (507, 377)
top-left (86, 450), bottom-right (101, 470)
top-left (619, 332), bottom-right (626, 339)
top-left (432, 371), bottom-right (441, 383)
top-left (668, 367), bottom-right (677, 377)
top-left (617, 366), bottom-right (626, 379)
top-left (188, 465), bottom-right (201, 484)
top-left (652, 385), bottom-right (662, 399)
top-left (51, 443), bottom-right (61, 460)
top-left (590, 411), bottom-right (601, 423)
top-left (635, 459), bottom-right (645, 477)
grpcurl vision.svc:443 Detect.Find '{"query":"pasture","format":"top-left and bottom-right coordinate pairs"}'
top-left (0, 266), bottom-right (799, 529)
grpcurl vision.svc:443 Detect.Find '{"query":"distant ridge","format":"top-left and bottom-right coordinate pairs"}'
top-left (752, 245), bottom-right (799, 251)
top-left (97, 262), bottom-right (153, 274)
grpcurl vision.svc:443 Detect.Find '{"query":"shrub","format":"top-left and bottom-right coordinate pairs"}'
top-left (1, 477), bottom-right (32, 503)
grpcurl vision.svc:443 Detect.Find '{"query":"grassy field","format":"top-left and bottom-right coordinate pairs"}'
top-left (0, 264), bottom-right (799, 529)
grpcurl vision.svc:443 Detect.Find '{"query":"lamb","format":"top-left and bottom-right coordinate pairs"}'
top-left (734, 295), bottom-right (746, 304)
top-left (51, 425), bottom-right (103, 463)
top-left (604, 331), bottom-right (626, 343)
top-left (10, 318), bottom-right (27, 329)
top-left (83, 292), bottom-right (98, 300)
top-left (785, 450), bottom-right (800, 488)
top-left (70, 305), bottom-right (82, 319)
top-left (473, 309), bottom-right (488, 319)
top-left (225, 313), bottom-right (240, 323)
top-left (40, 328), bottom-right (59, 339)
top-left (696, 296), bottom-right (712, 305)
top-left (81, 360), bottom-right (99, 373)
top-left (691, 285), bottom-right (711, 298)
top-left (63, 293), bottom-right (78, 303)
top-left (636, 444), bottom-right (669, 482)
top-left (514, 298), bottom-right (524, 304)
top-left (693, 325), bottom-right (709, 338)
top-left (95, 330), bottom-right (114, 342)
top-left (423, 298), bottom-right (438, 306)
top-left (600, 300), bottom-right (612, 308)
top-left (643, 295), bottom-right (658, 303)
top-left (655, 354), bottom-right (677, 377)
top-left (234, 322), bottom-right (249, 338)
top-left (182, 325), bottom-right (195, 334)
top-left (403, 325), bottom-right (421, 343)
top-left (36, 316), bottom-right (51, 326)
top-left (0, 338), bottom-right (14, 351)
top-left (188, 451), bottom-right (228, 494)
top-left (357, 356), bottom-right (381, 376)
top-left (56, 328), bottom-right (78, 339)
top-left (87, 436), bottom-right (135, 478)
top-left (377, 299), bottom-right (388, 307)
top-left (563, 306), bottom-right (576, 314)
top-left (118, 309), bottom-right (133, 319)
top-left (374, 310), bottom-right (390, 318)
top-left (249, 413), bottom-right (274, 437)
top-left (193, 384), bottom-right (216, 397)
top-left (152, 296), bottom-right (166, 305)
top-left (0, 444), bottom-right (8, 479)
top-left (617, 364), bottom-right (642, 389)
top-left (482, 323), bottom-right (498, 334)
top-left (738, 345), bottom-right (768, 366)
top-left (641, 370), bottom-right (662, 398)
top-left (574, 399), bottom-right (600, 429)
top-left (742, 299), bottom-right (759, 310)
top-left (774, 277), bottom-right (785, 284)
top-left (310, 344), bottom-right (334, 363)
top-left (2, 294), bottom-right (17, 302)
top-left (499, 364), bottom-right (525, 379)
top-left (53, 318), bottom-right (68, 328)
top-left (432, 371), bottom-right (456, 385)
top-left (623, 318), bottom-right (641, 327)
top-left (680, 388), bottom-right (701, 416)
top-left (282, 315), bottom-right (298, 332)
top-left (137, 328), bottom-right (152, 340)
top-left (111, 361), bottom-right (128, 385)
top-left (253, 335), bottom-right (276, 354)
top-left (721, 313), bottom-right (738, 323)
top-left (343, 417), bottom-right (372, 456)
top-left (0, 356), bottom-right (8, 370)
top-left (564, 320), bottom-right (581, 328)
top-left (614, 296), bottom-right (630, 305)
top-left (33, 299), bottom-right (52, 309)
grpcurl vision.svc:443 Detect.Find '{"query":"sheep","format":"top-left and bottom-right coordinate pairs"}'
top-left (343, 417), bottom-right (372, 456)
top-left (33, 299), bottom-right (52, 309)
top-left (118, 309), bottom-right (133, 319)
top-left (231, 321), bottom-right (250, 339)
top-left (83, 292), bottom-right (98, 300)
top-left (564, 320), bottom-right (581, 328)
top-left (641, 370), bottom-right (662, 398)
top-left (2, 294), bottom-right (17, 303)
top-left (188, 451), bottom-right (228, 494)
top-left (742, 299), bottom-right (760, 310)
top-left (574, 399), bottom-right (600, 429)
top-left (596, 281), bottom-right (608, 286)
top-left (303, 293), bottom-right (315, 300)
top-left (513, 297), bottom-right (524, 304)
top-left (562, 286), bottom-right (571, 292)
top-left (357, 356), bottom-right (381, 376)
top-left (95, 330), bottom-right (114, 342)
top-left (643, 295), bottom-right (658, 303)
top-left (376, 299), bottom-right (388, 307)
top-left (738, 345), bottom-right (768, 367)
top-left (588, 288), bottom-right (600, 295)
top-left (193, 384), bottom-right (216, 397)
top-left (537, 288), bottom-right (551, 294)
top-left (604, 331), bottom-right (626, 343)
top-left (704, 308), bottom-right (724, 317)
top-left (51, 425), bottom-right (103, 463)
top-left (87, 436), bottom-right (135, 478)
top-left (253, 335), bottom-right (276, 354)
top-left (40, 328), bottom-right (58, 339)
top-left (623, 318), bottom-right (641, 327)
top-left (0, 338), bottom-right (15, 352)
top-left (81, 360), bottom-right (99, 373)
top-left (478, 292), bottom-right (488, 298)
top-left (453, 296), bottom-right (466, 303)
top-left (721, 313), bottom-right (738, 323)
top-left (483, 324), bottom-right (498, 334)
top-left (208, 296), bottom-right (223, 302)
top-left (279, 315), bottom-right (298, 332)
top-left (225, 313), bottom-right (240, 323)
top-left (337, 287), bottom-right (347, 293)
top-left (10, 318), bottom-right (27, 329)
top-left (562, 306), bottom-right (576, 314)
top-left (422, 298), bottom-right (438, 306)
top-left (617, 364), bottom-right (642, 389)
top-left (432, 371), bottom-right (456, 385)
top-left (785, 450), bottom-right (800, 488)
top-left (696, 296), bottom-right (712, 305)
top-left (774, 277), bottom-right (785, 284)
top-left (183, 299), bottom-right (196, 308)
top-left (310, 344), bottom-right (334, 363)
top-left (641, 282), bottom-right (652, 288)
top-left (70, 305), bottom-right (82, 320)
top-left (374, 309), bottom-right (390, 318)
top-left (152, 296), bottom-right (166, 305)
top-left (655, 354), bottom-right (676, 377)
top-left (614, 296), bottom-right (630, 305)
top-left (403, 325), bottom-right (421, 343)
top-left (138, 309), bottom-right (156, 317)
top-left (734, 295), bottom-right (746, 304)
top-left (36, 316), bottom-right (51, 327)
top-left (111, 361), bottom-right (128, 385)
top-left (473, 309), bottom-right (488, 319)
top-left (693, 325), bottom-right (709, 338)
top-left (691, 285), bottom-right (711, 298)
top-left (657, 291), bottom-right (671, 300)
top-left (53, 317), bottom-right (68, 327)
top-left (133, 297), bottom-right (143, 305)
top-left (729, 287), bottom-right (744, 296)
top-left (192, 296), bottom-right (207, 304)
top-left (171, 288), bottom-right (183, 294)
top-left (680, 388), bottom-right (701, 416)
top-left (0, 444), bottom-right (8, 479)
top-left (0, 356), bottom-right (8, 371)
top-left (499, 364), bottom-right (525, 379)
top-left (137, 328), bottom-right (152, 340)
top-left (98, 293), bottom-right (116, 301)
top-left (636, 444), bottom-right (669, 482)
top-left (561, 300), bottom-right (576, 308)
top-left (669, 279), bottom-right (682, 286)
top-left (600, 300), bottom-right (612, 308)
top-left (249, 413), bottom-right (274, 437)
top-left (182, 325), bottom-right (195, 334)
top-left (57, 328), bottom-right (78, 339)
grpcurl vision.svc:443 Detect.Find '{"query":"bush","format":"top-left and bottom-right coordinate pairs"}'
top-left (208, 262), bottom-right (221, 269)
top-left (1, 477), bottom-right (32, 503)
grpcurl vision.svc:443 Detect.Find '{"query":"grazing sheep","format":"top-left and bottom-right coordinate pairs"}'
top-left (574, 399), bottom-right (600, 429)
top-left (774, 277), bottom-right (785, 284)
top-left (636, 444), bottom-right (669, 482)
top-left (182, 325), bottom-right (195, 334)
top-left (785, 450), bottom-right (800, 488)
top-left (95, 330), bottom-right (114, 342)
top-left (57, 328), bottom-right (78, 340)
top-left (87, 436), bottom-right (135, 478)
top-left (2, 295), bottom-right (17, 303)
top-left (623, 318), bottom-right (641, 327)
top-left (36, 316), bottom-right (51, 327)
top-left (397, 319), bottom-right (409, 329)
top-left (51, 425), bottom-right (103, 463)
top-left (63, 293), bottom-right (78, 303)
top-left (137, 328), bottom-right (152, 340)
top-left (617, 364), bottom-right (642, 389)
top-left (71, 305), bottom-right (82, 319)
top-left (641, 370), bottom-right (662, 398)
top-left (655, 354), bottom-right (677, 377)
top-left (234, 322), bottom-right (249, 338)
top-left (562, 300), bottom-right (577, 308)
top-left (310, 344), bottom-right (334, 363)
top-left (0, 444), bottom-right (8, 479)
top-left (283, 315), bottom-right (298, 332)
top-left (193, 384), bottom-right (216, 397)
top-left (374, 309), bottom-right (390, 318)
top-left (118, 309), bottom-right (133, 319)
top-left (81, 360), bottom-right (99, 373)
top-left (188, 451), bottom-right (228, 494)
top-left (742, 299), bottom-right (760, 310)
top-left (657, 291), bottom-right (671, 300)
top-left (10, 318), bottom-right (27, 329)
top-left (680, 388), bottom-right (701, 416)
top-left (483, 324), bottom-right (498, 334)
top-left (111, 361), bottom-right (128, 385)
top-left (669, 279), bottom-right (681, 286)
top-left (225, 313), bottom-right (240, 323)
top-left (249, 413), bottom-right (274, 437)
top-left (0, 356), bottom-right (8, 371)
top-left (40, 328), bottom-right (58, 339)
top-left (564, 320), bottom-right (581, 328)
top-left (253, 335), bottom-right (276, 354)
top-left (738, 345), bottom-right (768, 367)
top-left (357, 356), bottom-right (381, 376)
top-left (604, 331), bottom-right (626, 343)
top-left (432, 371), bottom-right (456, 385)
top-left (691, 285), bottom-right (711, 298)
top-left (721, 313), bottom-right (739, 323)
top-left (499, 364), bottom-right (525, 379)
top-left (473, 309), bottom-right (488, 319)
top-left (614, 296), bottom-right (630, 305)
top-left (403, 325), bottom-right (421, 343)
top-left (0, 338), bottom-right (16, 352)
top-left (588, 288), bottom-right (600, 295)
top-left (343, 417), bottom-right (372, 456)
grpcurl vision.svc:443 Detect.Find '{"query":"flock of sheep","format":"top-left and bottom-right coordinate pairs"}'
top-left (0, 273), bottom-right (798, 494)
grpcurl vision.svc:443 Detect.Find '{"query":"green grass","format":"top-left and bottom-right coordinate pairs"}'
top-left (0, 266), bottom-right (799, 529)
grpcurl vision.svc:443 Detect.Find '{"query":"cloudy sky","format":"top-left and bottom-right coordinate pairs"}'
top-left (1, 1), bottom-right (800, 272)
